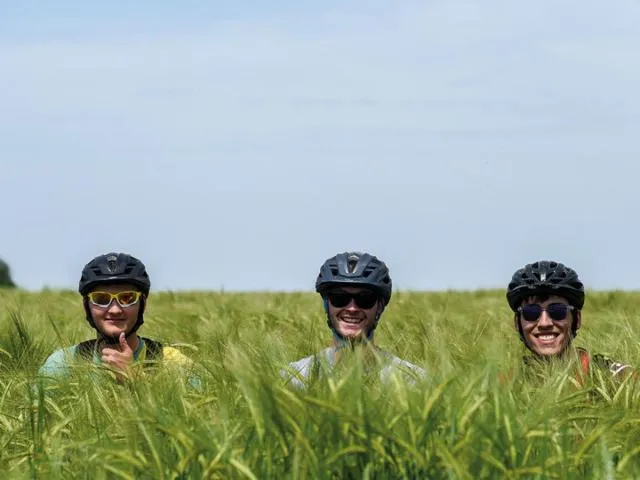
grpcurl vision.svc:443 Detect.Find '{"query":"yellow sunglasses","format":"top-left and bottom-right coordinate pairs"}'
top-left (87, 291), bottom-right (142, 308)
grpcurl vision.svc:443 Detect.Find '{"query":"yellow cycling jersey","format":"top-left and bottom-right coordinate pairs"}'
top-left (39, 337), bottom-right (201, 388)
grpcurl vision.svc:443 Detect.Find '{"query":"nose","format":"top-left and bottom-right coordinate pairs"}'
top-left (107, 299), bottom-right (123, 314)
top-left (537, 310), bottom-right (553, 327)
top-left (344, 299), bottom-right (359, 310)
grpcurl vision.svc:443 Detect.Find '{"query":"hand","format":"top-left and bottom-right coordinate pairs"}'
top-left (101, 332), bottom-right (134, 377)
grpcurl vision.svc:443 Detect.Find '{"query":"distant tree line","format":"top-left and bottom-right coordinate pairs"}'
top-left (0, 258), bottom-right (16, 288)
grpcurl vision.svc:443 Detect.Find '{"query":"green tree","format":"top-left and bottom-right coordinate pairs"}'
top-left (0, 258), bottom-right (16, 288)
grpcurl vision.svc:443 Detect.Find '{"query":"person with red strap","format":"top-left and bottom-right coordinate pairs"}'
top-left (506, 260), bottom-right (632, 382)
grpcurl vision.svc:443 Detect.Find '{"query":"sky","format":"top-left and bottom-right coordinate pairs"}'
top-left (1, 0), bottom-right (640, 292)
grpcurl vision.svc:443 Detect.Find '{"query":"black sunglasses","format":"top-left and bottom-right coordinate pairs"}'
top-left (518, 303), bottom-right (575, 322)
top-left (326, 291), bottom-right (379, 309)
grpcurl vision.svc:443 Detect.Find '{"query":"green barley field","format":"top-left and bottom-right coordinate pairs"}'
top-left (2, 288), bottom-right (640, 479)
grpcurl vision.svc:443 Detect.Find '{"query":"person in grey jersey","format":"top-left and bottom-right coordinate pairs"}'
top-left (283, 251), bottom-right (425, 388)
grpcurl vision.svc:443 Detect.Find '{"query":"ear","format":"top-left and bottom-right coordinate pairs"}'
top-left (83, 297), bottom-right (96, 328)
top-left (139, 295), bottom-right (147, 314)
top-left (574, 310), bottom-right (582, 331)
top-left (513, 313), bottom-right (520, 332)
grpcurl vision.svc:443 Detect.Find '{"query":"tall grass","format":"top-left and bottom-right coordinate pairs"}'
top-left (1, 288), bottom-right (640, 478)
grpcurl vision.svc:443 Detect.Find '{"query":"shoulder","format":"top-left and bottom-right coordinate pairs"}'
top-left (137, 341), bottom-right (202, 390)
top-left (381, 353), bottom-right (427, 380)
top-left (288, 354), bottom-right (317, 374)
top-left (285, 354), bottom-right (317, 383)
top-left (289, 348), bottom-right (332, 374)
top-left (282, 348), bottom-right (332, 387)
top-left (38, 345), bottom-right (78, 377)
top-left (161, 345), bottom-right (195, 367)
top-left (139, 337), bottom-right (194, 367)
top-left (590, 352), bottom-right (631, 377)
top-left (380, 351), bottom-right (427, 384)
top-left (138, 337), bottom-right (163, 358)
top-left (137, 337), bottom-right (188, 364)
top-left (160, 345), bottom-right (202, 390)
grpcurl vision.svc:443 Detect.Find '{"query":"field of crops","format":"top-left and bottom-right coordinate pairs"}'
top-left (2, 288), bottom-right (640, 478)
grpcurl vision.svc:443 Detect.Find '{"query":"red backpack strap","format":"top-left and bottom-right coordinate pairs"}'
top-left (576, 349), bottom-right (590, 385)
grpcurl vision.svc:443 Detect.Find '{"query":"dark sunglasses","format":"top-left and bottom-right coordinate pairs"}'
top-left (518, 303), bottom-right (575, 322)
top-left (326, 291), bottom-right (379, 309)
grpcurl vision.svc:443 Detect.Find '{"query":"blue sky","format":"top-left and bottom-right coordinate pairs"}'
top-left (2, 0), bottom-right (640, 292)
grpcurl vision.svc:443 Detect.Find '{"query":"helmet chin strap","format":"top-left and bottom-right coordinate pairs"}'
top-left (324, 299), bottom-right (384, 349)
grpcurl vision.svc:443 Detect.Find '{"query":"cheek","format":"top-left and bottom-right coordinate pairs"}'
top-left (126, 306), bottom-right (140, 322)
top-left (365, 309), bottom-right (378, 325)
top-left (90, 307), bottom-right (105, 322)
top-left (521, 321), bottom-right (534, 335)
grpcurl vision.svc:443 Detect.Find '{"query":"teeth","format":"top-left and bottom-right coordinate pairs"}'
top-left (538, 335), bottom-right (556, 340)
top-left (341, 318), bottom-right (362, 324)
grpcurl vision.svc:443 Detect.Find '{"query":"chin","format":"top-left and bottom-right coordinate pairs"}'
top-left (535, 349), bottom-right (561, 357)
top-left (531, 344), bottom-right (564, 357)
top-left (339, 330), bottom-right (366, 341)
top-left (101, 325), bottom-right (126, 336)
top-left (341, 331), bottom-right (362, 339)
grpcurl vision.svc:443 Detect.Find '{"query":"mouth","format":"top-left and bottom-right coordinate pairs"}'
top-left (339, 316), bottom-right (364, 325)
top-left (534, 332), bottom-right (560, 344)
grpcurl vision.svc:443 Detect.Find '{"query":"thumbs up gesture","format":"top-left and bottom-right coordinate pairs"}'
top-left (101, 332), bottom-right (135, 377)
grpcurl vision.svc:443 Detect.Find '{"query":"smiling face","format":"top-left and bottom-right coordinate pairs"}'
top-left (516, 295), bottom-right (580, 357)
top-left (87, 283), bottom-right (143, 338)
top-left (325, 286), bottom-right (380, 340)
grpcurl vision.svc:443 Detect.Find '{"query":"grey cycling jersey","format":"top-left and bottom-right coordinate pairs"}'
top-left (283, 347), bottom-right (426, 389)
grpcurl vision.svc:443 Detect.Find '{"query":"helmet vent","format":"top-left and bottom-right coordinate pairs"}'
top-left (347, 255), bottom-right (359, 273)
top-left (362, 265), bottom-right (375, 278)
top-left (106, 255), bottom-right (118, 273)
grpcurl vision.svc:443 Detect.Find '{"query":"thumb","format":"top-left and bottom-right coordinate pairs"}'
top-left (119, 332), bottom-right (131, 352)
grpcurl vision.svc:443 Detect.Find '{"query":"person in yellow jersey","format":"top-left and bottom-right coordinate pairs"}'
top-left (39, 252), bottom-right (199, 387)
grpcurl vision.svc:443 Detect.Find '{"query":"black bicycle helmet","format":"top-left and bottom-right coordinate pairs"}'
top-left (506, 260), bottom-right (584, 312)
top-left (79, 252), bottom-right (150, 295)
top-left (79, 252), bottom-right (151, 340)
top-left (315, 252), bottom-right (392, 304)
